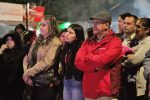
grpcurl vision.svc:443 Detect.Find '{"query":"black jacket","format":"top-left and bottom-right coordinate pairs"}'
top-left (61, 41), bottom-right (83, 81)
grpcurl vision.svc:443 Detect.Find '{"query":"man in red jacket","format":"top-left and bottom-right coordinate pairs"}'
top-left (75, 10), bottom-right (122, 100)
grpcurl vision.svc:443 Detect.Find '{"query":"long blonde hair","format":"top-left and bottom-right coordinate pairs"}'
top-left (44, 15), bottom-right (60, 37)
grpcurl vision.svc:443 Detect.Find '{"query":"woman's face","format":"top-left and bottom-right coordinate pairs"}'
top-left (136, 20), bottom-right (148, 39)
top-left (65, 28), bottom-right (76, 43)
top-left (60, 32), bottom-right (66, 45)
top-left (40, 18), bottom-right (50, 38)
top-left (6, 37), bottom-right (15, 49)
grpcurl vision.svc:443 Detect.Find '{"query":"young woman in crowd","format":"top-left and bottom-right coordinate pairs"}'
top-left (61, 24), bottom-right (85, 100)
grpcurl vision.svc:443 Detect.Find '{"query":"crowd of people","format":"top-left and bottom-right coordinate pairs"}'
top-left (0, 10), bottom-right (150, 100)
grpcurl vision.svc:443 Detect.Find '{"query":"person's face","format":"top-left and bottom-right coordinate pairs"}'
top-left (16, 28), bottom-right (23, 34)
top-left (40, 18), bottom-right (49, 37)
top-left (6, 37), bottom-right (15, 49)
top-left (135, 20), bottom-right (149, 39)
top-left (92, 19), bottom-right (108, 35)
top-left (65, 28), bottom-right (76, 43)
top-left (118, 16), bottom-right (124, 32)
top-left (60, 32), bottom-right (66, 45)
top-left (123, 17), bottom-right (136, 34)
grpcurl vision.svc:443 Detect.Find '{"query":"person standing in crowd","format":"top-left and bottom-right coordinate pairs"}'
top-left (23, 15), bottom-right (62, 100)
top-left (87, 27), bottom-right (94, 39)
top-left (59, 28), bottom-right (67, 45)
top-left (117, 13), bottom-right (137, 100)
top-left (134, 18), bottom-right (150, 100)
top-left (22, 30), bottom-right (36, 57)
top-left (61, 24), bottom-right (85, 100)
top-left (116, 12), bottom-right (131, 41)
top-left (15, 24), bottom-right (26, 43)
top-left (122, 14), bottom-right (138, 47)
top-left (0, 31), bottom-right (25, 100)
top-left (55, 28), bottom-right (67, 100)
top-left (120, 14), bottom-right (139, 100)
top-left (15, 24), bottom-right (26, 34)
top-left (75, 10), bottom-right (122, 100)
top-left (121, 17), bottom-right (150, 100)
top-left (133, 17), bottom-right (150, 100)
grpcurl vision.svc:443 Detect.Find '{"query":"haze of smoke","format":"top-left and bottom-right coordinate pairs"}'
top-left (133, 0), bottom-right (150, 17)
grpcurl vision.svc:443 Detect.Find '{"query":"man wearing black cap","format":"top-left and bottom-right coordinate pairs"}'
top-left (75, 10), bottom-right (122, 100)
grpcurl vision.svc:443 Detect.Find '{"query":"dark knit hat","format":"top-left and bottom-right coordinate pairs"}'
top-left (3, 31), bottom-right (22, 48)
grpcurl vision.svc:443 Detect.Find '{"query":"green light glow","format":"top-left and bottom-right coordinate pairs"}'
top-left (59, 22), bottom-right (71, 30)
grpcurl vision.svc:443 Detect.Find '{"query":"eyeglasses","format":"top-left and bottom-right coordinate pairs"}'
top-left (93, 20), bottom-right (105, 26)
top-left (135, 25), bottom-right (148, 30)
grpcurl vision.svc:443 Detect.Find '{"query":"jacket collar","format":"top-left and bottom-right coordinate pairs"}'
top-left (95, 29), bottom-right (115, 44)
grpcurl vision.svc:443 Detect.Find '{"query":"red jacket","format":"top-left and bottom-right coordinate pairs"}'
top-left (75, 30), bottom-right (122, 98)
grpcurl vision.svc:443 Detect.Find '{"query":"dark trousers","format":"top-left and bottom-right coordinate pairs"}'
top-left (136, 95), bottom-right (147, 100)
top-left (126, 83), bottom-right (136, 100)
top-left (119, 83), bottom-right (136, 100)
top-left (31, 86), bottom-right (57, 100)
top-left (0, 84), bottom-right (24, 100)
top-left (56, 80), bottom-right (63, 100)
top-left (118, 85), bottom-right (126, 100)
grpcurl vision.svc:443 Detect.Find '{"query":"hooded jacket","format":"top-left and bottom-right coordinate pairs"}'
top-left (0, 33), bottom-right (24, 99)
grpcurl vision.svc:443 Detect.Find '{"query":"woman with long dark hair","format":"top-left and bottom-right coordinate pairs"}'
top-left (61, 24), bottom-right (85, 100)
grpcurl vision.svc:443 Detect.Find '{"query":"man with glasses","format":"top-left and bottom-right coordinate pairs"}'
top-left (75, 10), bottom-right (122, 100)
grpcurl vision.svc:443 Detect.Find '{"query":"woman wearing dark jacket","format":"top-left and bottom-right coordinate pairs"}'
top-left (0, 31), bottom-right (25, 100)
top-left (61, 24), bottom-right (85, 100)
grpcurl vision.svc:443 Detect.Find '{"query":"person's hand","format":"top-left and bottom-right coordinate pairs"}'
top-left (22, 75), bottom-right (33, 86)
top-left (0, 44), bottom-right (7, 54)
top-left (26, 78), bottom-right (33, 86)
top-left (127, 54), bottom-right (134, 61)
top-left (22, 75), bottom-right (29, 83)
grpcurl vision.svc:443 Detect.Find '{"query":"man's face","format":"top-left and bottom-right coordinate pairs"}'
top-left (123, 17), bottom-right (136, 34)
top-left (92, 19), bottom-right (107, 35)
